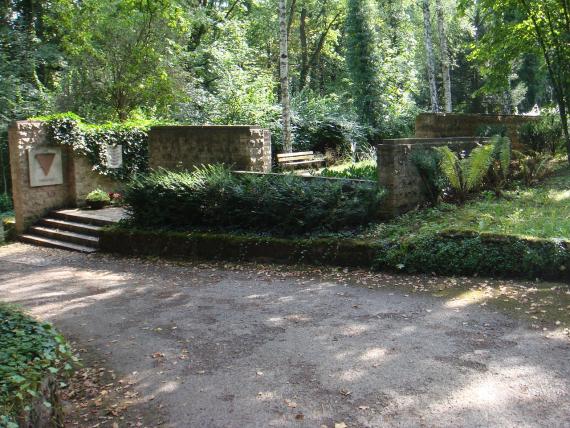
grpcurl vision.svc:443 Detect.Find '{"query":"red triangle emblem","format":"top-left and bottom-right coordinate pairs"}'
top-left (35, 153), bottom-right (56, 176)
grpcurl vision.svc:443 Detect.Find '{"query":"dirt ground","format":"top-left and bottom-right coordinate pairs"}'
top-left (1, 243), bottom-right (569, 427)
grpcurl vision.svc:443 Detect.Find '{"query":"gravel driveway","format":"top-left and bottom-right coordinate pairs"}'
top-left (1, 243), bottom-right (569, 427)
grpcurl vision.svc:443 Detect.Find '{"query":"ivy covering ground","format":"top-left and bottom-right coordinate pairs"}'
top-left (0, 304), bottom-right (75, 426)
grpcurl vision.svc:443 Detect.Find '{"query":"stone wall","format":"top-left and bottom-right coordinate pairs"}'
top-left (8, 121), bottom-right (121, 233)
top-left (376, 137), bottom-right (486, 218)
top-left (415, 113), bottom-right (537, 147)
top-left (72, 155), bottom-right (119, 203)
top-left (9, 121), bottom-right (75, 233)
top-left (149, 126), bottom-right (271, 172)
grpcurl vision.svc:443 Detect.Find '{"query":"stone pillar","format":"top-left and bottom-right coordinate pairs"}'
top-left (8, 121), bottom-right (74, 233)
top-left (376, 141), bottom-right (422, 218)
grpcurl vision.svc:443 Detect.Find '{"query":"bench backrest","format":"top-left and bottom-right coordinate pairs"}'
top-left (276, 151), bottom-right (314, 163)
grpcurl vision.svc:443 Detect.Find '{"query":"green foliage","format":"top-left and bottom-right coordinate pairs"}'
top-left (476, 124), bottom-right (507, 138)
top-left (411, 149), bottom-right (445, 205)
top-left (519, 113), bottom-right (564, 154)
top-left (123, 165), bottom-right (385, 234)
top-left (0, 193), bottom-right (12, 213)
top-left (86, 189), bottom-right (111, 203)
top-left (375, 232), bottom-right (570, 280)
top-left (434, 137), bottom-right (500, 203)
top-left (0, 304), bottom-right (75, 425)
top-left (512, 150), bottom-right (553, 186)
top-left (345, 0), bottom-right (383, 129)
top-left (43, 116), bottom-right (150, 181)
top-left (319, 160), bottom-right (377, 181)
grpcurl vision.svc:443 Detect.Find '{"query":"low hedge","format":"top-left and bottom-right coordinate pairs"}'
top-left (0, 304), bottom-right (75, 427)
top-left (100, 227), bottom-right (381, 267)
top-left (123, 166), bottom-right (385, 235)
top-left (375, 230), bottom-right (570, 281)
top-left (101, 227), bottom-right (570, 282)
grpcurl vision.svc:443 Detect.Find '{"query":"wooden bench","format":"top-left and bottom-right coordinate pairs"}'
top-left (276, 151), bottom-right (325, 169)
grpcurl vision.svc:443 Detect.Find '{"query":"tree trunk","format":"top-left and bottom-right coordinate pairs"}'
top-left (435, 0), bottom-right (452, 113)
top-left (422, 0), bottom-right (439, 113)
top-left (299, 7), bottom-right (308, 90)
top-left (279, 0), bottom-right (292, 152)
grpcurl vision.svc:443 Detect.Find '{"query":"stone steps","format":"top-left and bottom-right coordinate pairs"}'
top-left (19, 208), bottom-right (123, 253)
top-left (20, 234), bottom-right (98, 253)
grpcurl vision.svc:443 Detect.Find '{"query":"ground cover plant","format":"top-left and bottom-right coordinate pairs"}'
top-left (124, 165), bottom-right (385, 235)
top-left (360, 164), bottom-right (570, 278)
top-left (318, 159), bottom-right (377, 181)
top-left (0, 304), bottom-right (75, 426)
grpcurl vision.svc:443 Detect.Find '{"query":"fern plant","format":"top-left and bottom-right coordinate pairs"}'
top-left (486, 135), bottom-right (512, 195)
top-left (435, 143), bottom-right (496, 203)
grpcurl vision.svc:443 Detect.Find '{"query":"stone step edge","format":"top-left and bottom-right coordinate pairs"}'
top-left (20, 235), bottom-right (98, 253)
top-left (29, 226), bottom-right (99, 244)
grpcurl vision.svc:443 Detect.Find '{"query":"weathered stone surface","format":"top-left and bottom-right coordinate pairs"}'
top-left (9, 121), bottom-right (75, 233)
top-left (376, 137), bottom-right (485, 218)
top-left (149, 125), bottom-right (272, 172)
top-left (8, 121), bottom-right (121, 233)
top-left (415, 113), bottom-right (537, 148)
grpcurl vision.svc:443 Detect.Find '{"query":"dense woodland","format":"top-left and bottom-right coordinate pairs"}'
top-left (1, 0), bottom-right (569, 195)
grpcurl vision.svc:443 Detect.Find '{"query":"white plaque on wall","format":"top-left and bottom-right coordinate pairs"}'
top-left (105, 144), bottom-right (123, 169)
top-left (29, 147), bottom-right (63, 187)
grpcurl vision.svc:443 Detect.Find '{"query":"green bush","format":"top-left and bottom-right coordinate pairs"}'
top-left (519, 113), bottom-right (563, 154)
top-left (124, 165), bottom-right (385, 234)
top-left (0, 193), bottom-right (12, 213)
top-left (0, 304), bottom-right (75, 426)
top-left (375, 232), bottom-right (570, 280)
top-left (411, 149), bottom-right (445, 205)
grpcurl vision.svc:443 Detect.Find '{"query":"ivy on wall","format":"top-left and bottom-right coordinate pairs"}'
top-left (39, 114), bottom-right (151, 181)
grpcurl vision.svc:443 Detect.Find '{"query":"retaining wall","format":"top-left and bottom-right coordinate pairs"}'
top-left (376, 137), bottom-right (486, 217)
top-left (149, 126), bottom-right (271, 172)
top-left (415, 113), bottom-right (537, 147)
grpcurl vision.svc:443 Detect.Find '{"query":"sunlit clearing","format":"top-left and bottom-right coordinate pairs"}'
top-left (360, 347), bottom-right (387, 362)
top-left (444, 290), bottom-right (487, 308)
top-left (550, 189), bottom-right (570, 202)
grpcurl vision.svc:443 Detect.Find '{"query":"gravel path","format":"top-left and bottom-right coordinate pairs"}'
top-left (1, 243), bottom-right (569, 427)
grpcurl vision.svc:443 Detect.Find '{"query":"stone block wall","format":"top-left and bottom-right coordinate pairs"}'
top-left (72, 156), bottom-right (120, 202)
top-left (8, 121), bottom-right (121, 233)
top-left (415, 113), bottom-right (537, 148)
top-left (9, 121), bottom-right (75, 233)
top-left (376, 137), bottom-right (486, 218)
top-left (149, 126), bottom-right (271, 172)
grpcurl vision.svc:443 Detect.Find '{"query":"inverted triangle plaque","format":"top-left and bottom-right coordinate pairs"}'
top-left (35, 153), bottom-right (56, 176)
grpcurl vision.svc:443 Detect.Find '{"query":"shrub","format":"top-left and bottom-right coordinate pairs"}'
top-left (0, 193), bottom-right (12, 213)
top-left (512, 150), bottom-right (553, 185)
top-left (375, 232), bottom-right (570, 280)
top-left (411, 149), bottom-right (445, 206)
top-left (0, 304), bottom-right (75, 426)
top-left (124, 166), bottom-right (385, 234)
top-left (519, 113), bottom-right (563, 154)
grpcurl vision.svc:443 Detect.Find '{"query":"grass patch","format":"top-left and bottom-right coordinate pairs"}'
top-left (318, 160), bottom-right (377, 181)
top-left (363, 165), bottom-right (570, 242)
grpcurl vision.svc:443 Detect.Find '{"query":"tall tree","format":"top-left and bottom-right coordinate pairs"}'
top-left (345, 0), bottom-right (383, 128)
top-left (279, 0), bottom-right (293, 152)
top-left (422, 0), bottom-right (439, 112)
top-left (465, 0), bottom-right (570, 162)
top-left (435, 0), bottom-right (452, 112)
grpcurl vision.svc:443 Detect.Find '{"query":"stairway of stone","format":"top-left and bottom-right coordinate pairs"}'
top-left (20, 208), bottom-right (121, 253)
